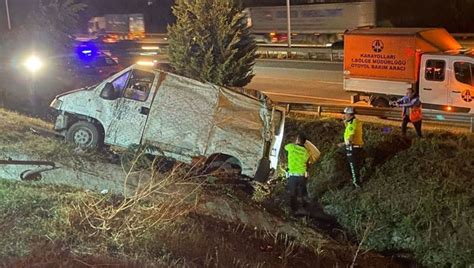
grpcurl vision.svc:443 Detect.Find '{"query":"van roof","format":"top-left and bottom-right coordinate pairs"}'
top-left (130, 64), bottom-right (274, 104)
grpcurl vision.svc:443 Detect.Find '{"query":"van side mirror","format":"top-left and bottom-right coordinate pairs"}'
top-left (100, 82), bottom-right (118, 100)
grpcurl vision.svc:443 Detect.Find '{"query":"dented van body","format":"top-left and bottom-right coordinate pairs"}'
top-left (50, 65), bottom-right (285, 180)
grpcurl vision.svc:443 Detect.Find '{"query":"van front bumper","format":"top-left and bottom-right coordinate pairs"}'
top-left (54, 113), bottom-right (68, 132)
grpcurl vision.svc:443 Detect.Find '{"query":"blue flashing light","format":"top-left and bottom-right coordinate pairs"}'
top-left (76, 42), bottom-right (99, 61)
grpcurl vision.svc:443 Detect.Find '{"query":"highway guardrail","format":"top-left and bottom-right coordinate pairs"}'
top-left (281, 103), bottom-right (474, 132)
top-left (257, 46), bottom-right (343, 61)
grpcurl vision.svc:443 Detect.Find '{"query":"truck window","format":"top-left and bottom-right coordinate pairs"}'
top-left (123, 70), bottom-right (155, 102)
top-left (454, 62), bottom-right (473, 86)
top-left (425, 60), bottom-right (446, 81)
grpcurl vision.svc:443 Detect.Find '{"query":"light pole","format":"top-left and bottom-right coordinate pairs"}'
top-left (5, 0), bottom-right (11, 30)
top-left (286, 0), bottom-right (292, 49)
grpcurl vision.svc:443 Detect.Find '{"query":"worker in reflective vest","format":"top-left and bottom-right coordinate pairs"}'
top-left (390, 88), bottom-right (423, 138)
top-left (341, 107), bottom-right (364, 187)
top-left (284, 133), bottom-right (310, 215)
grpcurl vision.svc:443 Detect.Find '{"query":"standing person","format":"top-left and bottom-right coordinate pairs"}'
top-left (340, 107), bottom-right (364, 188)
top-left (284, 133), bottom-right (310, 216)
top-left (390, 88), bottom-right (423, 137)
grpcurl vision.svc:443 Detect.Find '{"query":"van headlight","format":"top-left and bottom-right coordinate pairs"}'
top-left (50, 98), bottom-right (63, 110)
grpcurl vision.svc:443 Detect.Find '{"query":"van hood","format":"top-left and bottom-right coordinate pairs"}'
top-left (50, 84), bottom-right (99, 112)
top-left (55, 84), bottom-right (97, 98)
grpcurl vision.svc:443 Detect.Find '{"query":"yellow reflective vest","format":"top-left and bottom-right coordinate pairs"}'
top-left (344, 118), bottom-right (364, 146)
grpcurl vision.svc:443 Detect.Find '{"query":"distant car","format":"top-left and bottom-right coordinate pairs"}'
top-left (57, 52), bottom-right (123, 80)
top-left (331, 40), bottom-right (344, 50)
top-left (330, 40), bottom-right (344, 61)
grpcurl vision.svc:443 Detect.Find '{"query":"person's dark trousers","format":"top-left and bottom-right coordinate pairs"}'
top-left (287, 176), bottom-right (308, 212)
top-left (345, 145), bottom-right (362, 187)
top-left (402, 115), bottom-right (423, 137)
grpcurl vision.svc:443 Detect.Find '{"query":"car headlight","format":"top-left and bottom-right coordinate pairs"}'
top-left (50, 98), bottom-right (63, 110)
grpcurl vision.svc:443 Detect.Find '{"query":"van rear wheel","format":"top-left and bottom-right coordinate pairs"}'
top-left (202, 155), bottom-right (242, 178)
top-left (66, 121), bottom-right (100, 149)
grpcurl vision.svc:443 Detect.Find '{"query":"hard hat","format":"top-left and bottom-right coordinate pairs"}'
top-left (344, 107), bottom-right (355, 114)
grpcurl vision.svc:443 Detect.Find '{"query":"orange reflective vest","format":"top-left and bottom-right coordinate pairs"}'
top-left (409, 104), bottom-right (423, 122)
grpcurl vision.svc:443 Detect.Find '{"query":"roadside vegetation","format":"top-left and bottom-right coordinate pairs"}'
top-left (276, 116), bottom-right (474, 267)
top-left (168, 0), bottom-right (257, 87)
top-left (0, 108), bottom-right (405, 267)
top-left (1, 108), bottom-right (472, 266)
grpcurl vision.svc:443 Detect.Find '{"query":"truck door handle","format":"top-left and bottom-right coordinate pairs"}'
top-left (140, 107), bottom-right (150, 115)
top-left (423, 88), bottom-right (432, 91)
top-left (451, 90), bottom-right (461, 93)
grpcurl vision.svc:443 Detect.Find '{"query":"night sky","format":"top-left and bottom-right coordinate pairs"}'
top-left (0, 0), bottom-right (473, 33)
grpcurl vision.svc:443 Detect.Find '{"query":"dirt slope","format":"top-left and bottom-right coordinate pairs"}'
top-left (0, 108), bottom-right (407, 266)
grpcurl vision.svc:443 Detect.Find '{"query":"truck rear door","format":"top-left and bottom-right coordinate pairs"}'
top-left (104, 68), bottom-right (158, 147)
top-left (420, 56), bottom-right (449, 109)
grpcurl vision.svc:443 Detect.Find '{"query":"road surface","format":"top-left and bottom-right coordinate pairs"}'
top-left (119, 53), bottom-right (351, 104)
top-left (250, 60), bottom-right (351, 104)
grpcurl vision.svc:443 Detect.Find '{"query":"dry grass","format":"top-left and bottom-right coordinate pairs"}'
top-left (283, 115), bottom-right (474, 267)
top-left (0, 107), bottom-right (409, 267)
top-left (0, 151), bottom-right (202, 266)
top-left (0, 108), bottom-right (113, 165)
top-left (72, 153), bottom-right (201, 250)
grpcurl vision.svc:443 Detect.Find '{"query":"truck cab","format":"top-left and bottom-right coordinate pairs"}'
top-left (343, 28), bottom-right (473, 114)
top-left (420, 52), bottom-right (473, 113)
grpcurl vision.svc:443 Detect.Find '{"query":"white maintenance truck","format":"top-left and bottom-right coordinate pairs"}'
top-left (344, 28), bottom-right (474, 113)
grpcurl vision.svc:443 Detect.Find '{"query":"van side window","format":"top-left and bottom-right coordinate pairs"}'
top-left (425, 60), bottom-right (446, 81)
top-left (454, 62), bottom-right (473, 86)
top-left (123, 70), bottom-right (155, 102)
top-left (111, 71), bottom-right (131, 94)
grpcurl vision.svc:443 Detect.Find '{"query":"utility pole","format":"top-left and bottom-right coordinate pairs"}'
top-left (5, 0), bottom-right (11, 30)
top-left (286, 0), bottom-right (292, 48)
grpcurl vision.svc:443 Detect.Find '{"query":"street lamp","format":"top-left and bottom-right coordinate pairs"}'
top-left (5, 0), bottom-right (11, 30)
top-left (286, 0), bottom-right (292, 48)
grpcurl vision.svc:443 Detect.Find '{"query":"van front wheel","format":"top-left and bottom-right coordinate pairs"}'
top-left (66, 121), bottom-right (100, 149)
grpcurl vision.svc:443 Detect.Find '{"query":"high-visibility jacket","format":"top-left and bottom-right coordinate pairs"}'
top-left (344, 118), bottom-right (364, 146)
top-left (285, 143), bottom-right (310, 175)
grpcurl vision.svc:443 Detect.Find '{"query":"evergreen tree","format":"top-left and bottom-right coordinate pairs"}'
top-left (168, 0), bottom-right (257, 87)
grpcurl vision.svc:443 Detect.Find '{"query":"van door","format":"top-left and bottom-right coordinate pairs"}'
top-left (419, 57), bottom-right (449, 110)
top-left (104, 69), bottom-right (157, 148)
top-left (449, 59), bottom-right (474, 113)
top-left (269, 108), bottom-right (285, 170)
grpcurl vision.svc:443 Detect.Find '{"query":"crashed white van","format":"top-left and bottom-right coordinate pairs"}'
top-left (50, 65), bottom-right (285, 180)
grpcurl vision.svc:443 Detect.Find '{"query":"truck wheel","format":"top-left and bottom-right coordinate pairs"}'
top-left (66, 121), bottom-right (100, 149)
top-left (372, 97), bottom-right (389, 108)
